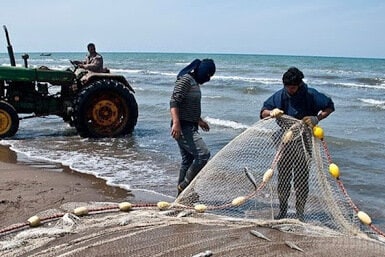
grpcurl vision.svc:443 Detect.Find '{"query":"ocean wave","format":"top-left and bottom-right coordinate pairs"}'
top-left (205, 117), bottom-right (249, 130)
top-left (203, 95), bottom-right (224, 99)
top-left (354, 77), bottom-right (385, 86)
top-left (1, 137), bottom-right (173, 195)
top-left (109, 68), bottom-right (144, 74)
top-left (359, 98), bottom-right (385, 109)
top-left (214, 74), bottom-right (280, 84)
top-left (175, 62), bottom-right (191, 66)
top-left (110, 68), bottom-right (176, 77)
top-left (241, 86), bottom-right (271, 95)
top-left (110, 68), bottom-right (281, 85)
top-left (113, 68), bottom-right (279, 85)
top-left (310, 74), bottom-right (341, 80)
top-left (146, 70), bottom-right (176, 76)
top-left (333, 82), bottom-right (385, 90)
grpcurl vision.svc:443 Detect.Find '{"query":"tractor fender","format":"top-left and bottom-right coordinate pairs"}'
top-left (80, 72), bottom-right (135, 93)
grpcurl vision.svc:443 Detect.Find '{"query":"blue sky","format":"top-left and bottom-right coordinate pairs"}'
top-left (1, 0), bottom-right (385, 58)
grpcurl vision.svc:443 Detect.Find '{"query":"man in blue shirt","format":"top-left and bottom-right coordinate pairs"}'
top-left (260, 67), bottom-right (334, 221)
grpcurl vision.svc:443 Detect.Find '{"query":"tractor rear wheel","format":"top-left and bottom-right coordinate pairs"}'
top-left (0, 101), bottom-right (19, 138)
top-left (73, 79), bottom-right (138, 138)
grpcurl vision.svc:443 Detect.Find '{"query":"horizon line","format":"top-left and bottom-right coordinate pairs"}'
top-left (1, 51), bottom-right (384, 60)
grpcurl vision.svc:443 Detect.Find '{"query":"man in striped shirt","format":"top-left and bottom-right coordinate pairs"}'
top-left (170, 59), bottom-right (216, 196)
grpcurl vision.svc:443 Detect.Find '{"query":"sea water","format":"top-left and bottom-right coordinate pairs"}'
top-left (1, 52), bottom-right (384, 225)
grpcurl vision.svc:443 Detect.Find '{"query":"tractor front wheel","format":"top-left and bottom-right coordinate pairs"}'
top-left (0, 101), bottom-right (19, 138)
top-left (73, 79), bottom-right (138, 138)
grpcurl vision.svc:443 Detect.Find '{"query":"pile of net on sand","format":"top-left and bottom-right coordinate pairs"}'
top-left (1, 202), bottom-right (385, 257)
top-left (1, 115), bottom-right (385, 256)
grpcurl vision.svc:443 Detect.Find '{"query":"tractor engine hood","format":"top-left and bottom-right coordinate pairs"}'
top-left (0, 66), bottom-right (75, 85)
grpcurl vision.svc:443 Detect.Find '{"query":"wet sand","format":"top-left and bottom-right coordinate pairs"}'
top-left (0, 145), bottom-right (130, 228)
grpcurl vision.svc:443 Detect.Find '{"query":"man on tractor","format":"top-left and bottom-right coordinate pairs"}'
top-left (72, 43), bottom-right (104, 73)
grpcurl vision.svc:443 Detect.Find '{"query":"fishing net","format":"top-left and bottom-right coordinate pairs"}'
top-left (2, 115), bottom-right (385, 256)
top-left (176, 115), bottom-right (385, 241)
top-left (2, 204), bottom-right (384, 257)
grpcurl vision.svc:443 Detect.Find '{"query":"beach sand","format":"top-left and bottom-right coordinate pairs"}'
top-left (0, 149), bottom-right (128, 228)
top-left (1, 145), bottom-right (385, 256)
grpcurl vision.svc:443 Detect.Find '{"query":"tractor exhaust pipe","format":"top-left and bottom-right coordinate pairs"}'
top-left (3, 25), bottom-right (16, 66)
top-left (22, 53), bottom-right (29, 68)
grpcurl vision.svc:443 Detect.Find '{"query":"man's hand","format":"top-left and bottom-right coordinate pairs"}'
top-left (270, 108), bottom-right (284, 118)
top-left (199, 119), bottom-right (210, 132)
top-left (171, 123), bottom-right (182, 139)
top-left (302, 116), bottom-right (319, 128)
top-left (71, 60), bottom-right (81, 65)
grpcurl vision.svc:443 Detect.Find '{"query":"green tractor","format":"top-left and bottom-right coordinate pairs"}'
top-left (0, 25), bottom-right (138, 138)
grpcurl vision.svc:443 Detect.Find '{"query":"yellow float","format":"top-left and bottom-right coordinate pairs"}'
top-left (329, 163), bottom-right (340, 179)
top-left (263, 168), bottom-right (274, 183)
top-left (357, 211), bottom-right (372, 225)
top-left (157, 201), bottom-right (171, 210)
top-left (73, 206), bottom-right (89, 216)
top-left (313, 125), bottom-right (324, 139)
top-left (119, 202), bottom-right (132, 211)
top-left (194, 204), bottom-right (207, 213)
top-left (27, 215), bottom-right (41, 227)
top-left (231, 196), bottom-right (246, 206)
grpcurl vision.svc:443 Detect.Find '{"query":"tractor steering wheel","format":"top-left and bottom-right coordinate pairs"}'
top-left (70, 60), bottom-right (79, 72)
top-left (70, 60), bottom-right (79, 67)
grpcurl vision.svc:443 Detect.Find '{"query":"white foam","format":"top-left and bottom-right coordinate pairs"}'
top-left (214, 74), bottom-right (280, 84)
top-left (359, 98), bottom-right (385, 109)
top-left (109, 68), bottom-right (143, 74)
top-left (205, 116), bottom-right (249, 130)
top-left (0, 138), bottom-right (172, 197)
top-left (334, 82), bottom-right (385, 90)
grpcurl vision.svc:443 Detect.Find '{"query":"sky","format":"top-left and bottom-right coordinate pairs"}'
top-left (1, 0), bottom-right (385, 58)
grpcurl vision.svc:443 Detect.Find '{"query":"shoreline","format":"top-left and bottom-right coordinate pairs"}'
top-left (0, 143), bottom-right (130, 198)
top-left (0, 144), bottom-right (171, 228)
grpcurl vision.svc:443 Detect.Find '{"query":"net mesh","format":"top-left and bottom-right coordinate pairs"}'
top-left (175, 115), bottom-right (384, 239)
